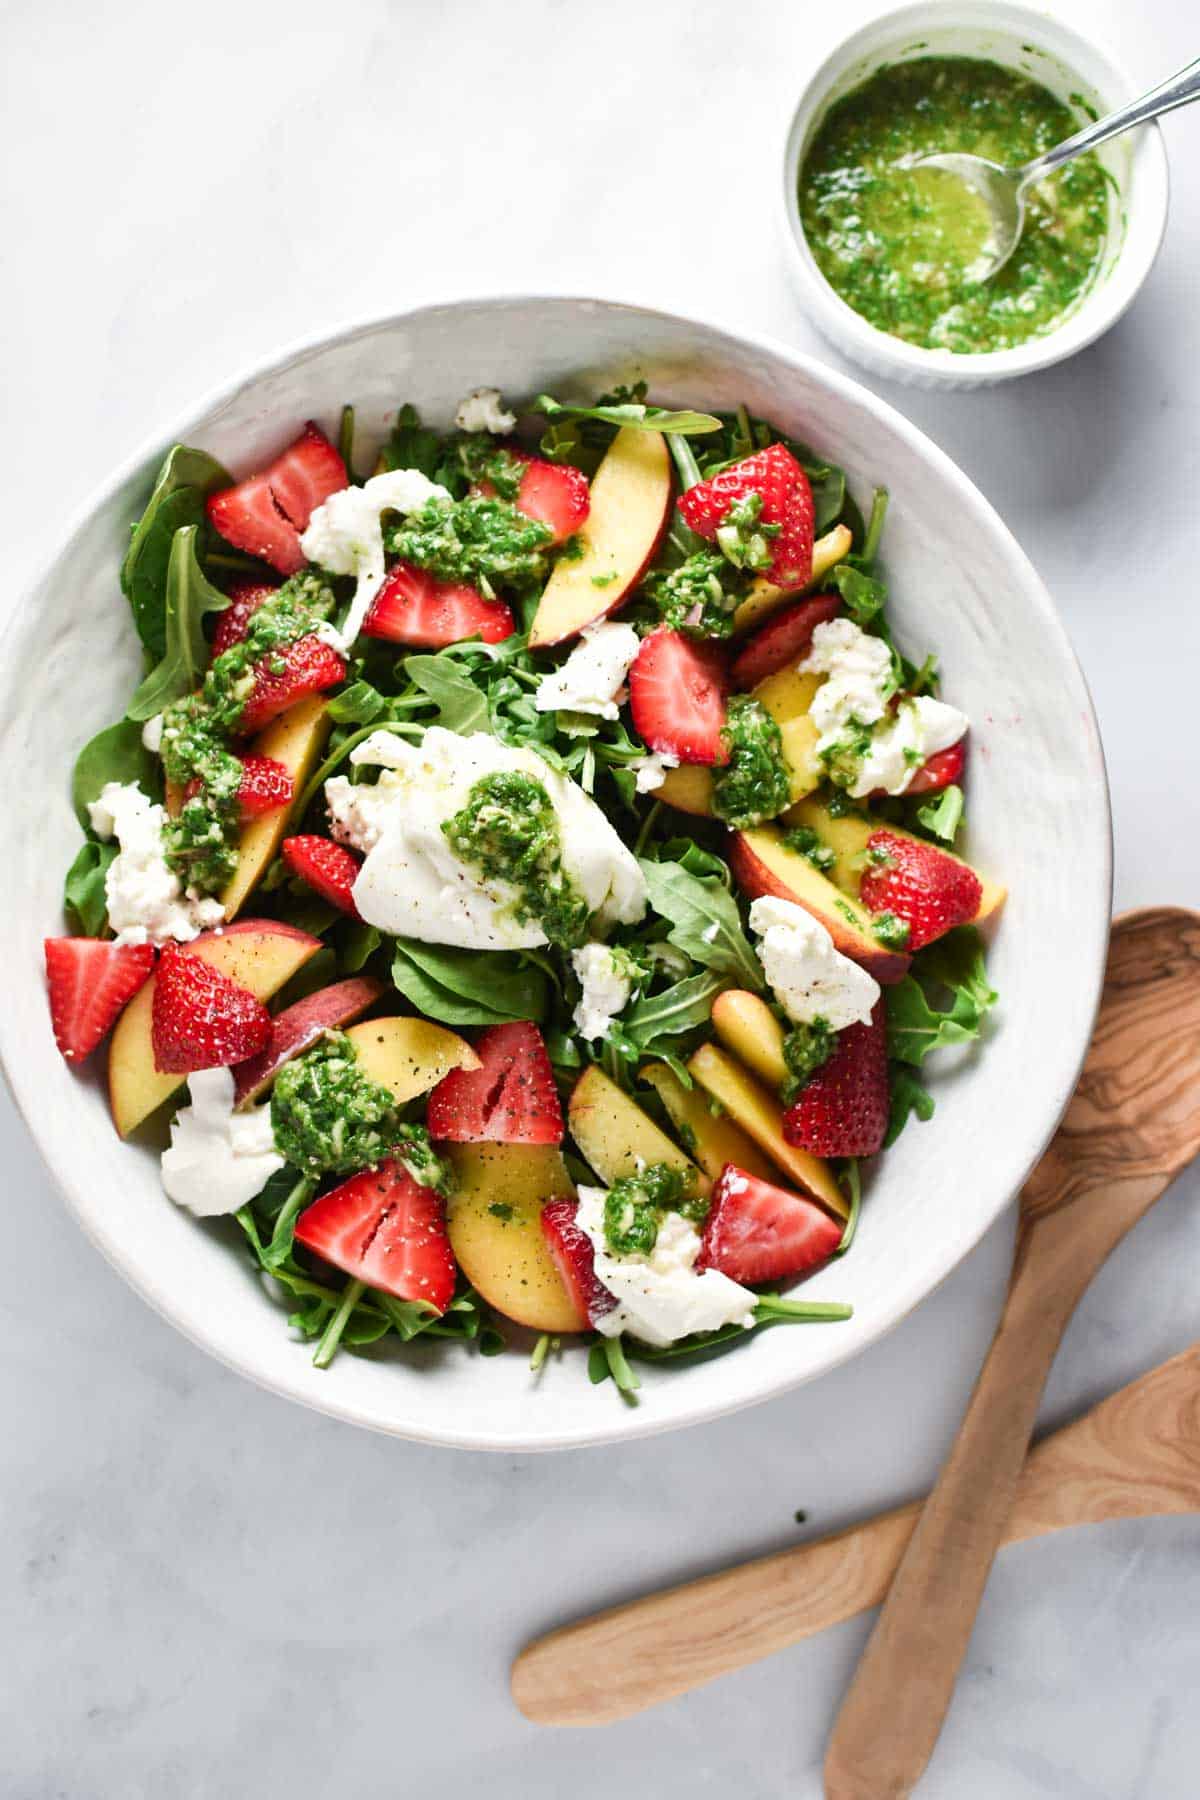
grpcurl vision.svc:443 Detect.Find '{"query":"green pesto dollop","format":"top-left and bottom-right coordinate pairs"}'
top-left (159, 570), bottom-right (337, 893)
top-left (602, 1161), bottom-right (704, 1258)
top-left (780, 822), bottom-right (836, 873)
top-left (781, 1018), bottom-right (836, 1105)
top-left (712, 696), bottom-right (792, 828)
top-left (643, 549), bottom-right (748, 639)
top-left (799, 57), bottom-right (1109, 353)
top-left (442, 769), bottom-right (589, 949)
top-left (270, 1031), bottom-right (450, 1190)
top-left (386, 494), bottom-right (552, 598)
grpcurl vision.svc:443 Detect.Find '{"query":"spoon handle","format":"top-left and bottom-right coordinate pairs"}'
top-left (1021, 55), bottom-right (1200, 187)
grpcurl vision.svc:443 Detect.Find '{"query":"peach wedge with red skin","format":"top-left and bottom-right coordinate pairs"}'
top-left (445, 1143), bottom-right (584, 1333)
top-left (783, 792), bottom-right (1007, 925)
top-left (221, 697), bottom-right (332, 919)
top-left (108, 918), bottom-right (322, 1137)
top-left (728, 825), bottom-right (911, 985)
top-left (527, 428), bottom-right (671, 647)
top-left (233, 975), bottom-right (385, 1105)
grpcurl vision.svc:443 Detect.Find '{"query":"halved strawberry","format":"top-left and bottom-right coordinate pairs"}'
top-left (235, 635), bottom-right (346, 736)
top-left (211, 583), bottom-right (278, 661)
top-left (697, 1162), bottom-right (843, 1284)
top-left (730, 593), bottom-right (842, 690)
top-left (858, 829), bottom-right (982, 952)
top-left (782, 1001), bottom-right (889, 1158)
top-left (541, 1197), bottom-right (617, 1326)
top-left (206, 423), bottom-right (347, 576)
top-left (903, 739), bottom-right (966, 797)
top-left (151, 945), bottom-right (272, 1074)
top-left (280, 836), bottom-right (362, 917)
top-left (362, 561), bottom-right (515, 648)
top-left (426, 1022), bottom-right (563, 1144)
top-left (233, 975), bottom-right (384, 1105)
top-left (45, 938), bottom-right (155, 1064)
top-left (183, 754), bottom-right (293, 819)
top-left (508, 451), bottom-right (590, 545)
top-left (294, 1160), bottom-right (456, 1311)
top-left (628, 629), bottom-right (730, 766)
top-left (677, 443), bottom-right (815, 589)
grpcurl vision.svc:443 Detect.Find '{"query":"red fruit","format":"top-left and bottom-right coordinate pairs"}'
top-left (280, 836), bottom-right (362, 917)
top-left (211, 583), bottom-right (278, 660)
top-left (44, 937), bottom-right (155, 1064)
top-left (677, 443), bottom-right (815, 589)
top-left (183, 754), bottom-right (293, 819)
top-left (507, 451), bottom-right (591, 544)
top-left (206, 423), bottom-right (347, 576)
top-left (858, 829), bottom-right (983, 952)
top-left (730, 593), bottom-right (842, 690)
top-left (150, 945), bottom-right (272, 1074)
top-left (363, 561), bottom-right (515, 648)
top-left (426, 1022), bottom-right (563, 1145)
top-left (235, 635), bottom-right (346, 736)
top-left (902, 738), bottom-right (967, 797)
top-left (782, 1001), bottom-right (890, 1158)
top-left (697, 1163), bottom-right (844, 1285)
top-left (628, 629), bottom-right (730, 766)
top-left (294, 1160), bottom-right (456, 1311)
top-left (541, 1197), bottom-right (617, 1326)
top-left (233, 975), bottom-right (384, 1105)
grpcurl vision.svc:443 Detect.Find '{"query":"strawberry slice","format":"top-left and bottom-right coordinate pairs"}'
top-left (426, 1022), bottom-right (563, 1144)
top-left (362, 561), bottom-right (515, 648)
top-left (183, 754), bottom-right (293, 819)
top-left (211, 583), bottom-right (278, 661)
top-left (677, 443), bottom-right (815, 589)
top-left (730, 593), bottom-right (842, 690)
top-left (151, 944), bottom-right (272, 1074)
top-left (45, 938), bottom-right (155, 1064)
top-left (281, 836), bottom-right (362, 917)
top-left (294, 1160), bottom-right (456, 1311)
top-left (902, 739), bottom-right (966, 797)
top-left (233, 976), bottom-right (384, 1105)
top-left (235, 635), bottom-right (346, 736)
top-left (628, 629), bottom-right (730, 766)
top-left (541, 1197), bottom-right (617, 1327)
top-left (508, 451), bottom-right (590, 544)
top-left (206, 423), bottom-right (347, 576)
top-left (858, 828), bottom-right (982, 951)
top-left (697, 1162), bottom-right (843, 1284)
top-left (782, 1001), bottom-right (889, 1158)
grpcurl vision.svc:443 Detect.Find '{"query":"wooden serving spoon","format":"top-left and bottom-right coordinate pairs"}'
top-left (511, 1342), bottom-right (1200, 1725)
top-left (511, 908), bottom-right (1200, 1734)
top-left (824, 905), bottom-right (1200, 1798)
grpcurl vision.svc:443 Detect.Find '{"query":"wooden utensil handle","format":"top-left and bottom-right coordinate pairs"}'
top-left (510, 1347), bottom-right (1200, 1727)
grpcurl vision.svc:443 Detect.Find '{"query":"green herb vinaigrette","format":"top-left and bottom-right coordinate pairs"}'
top-left (271, 1031), bottom-right (448, 1189)
top-left (442, 769), bottom-right (589, 949)
top-left (800, 57), bottom-right (1109, 353)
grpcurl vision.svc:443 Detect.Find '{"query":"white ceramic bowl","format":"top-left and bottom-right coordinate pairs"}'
top-left (0, 296), bottom-right (1111, 1450)
top-left (781, 1), bottom-right (1170, 388)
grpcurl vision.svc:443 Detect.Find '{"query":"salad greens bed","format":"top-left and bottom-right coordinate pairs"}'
top-left (65, 385), bottom-right (998, 1398)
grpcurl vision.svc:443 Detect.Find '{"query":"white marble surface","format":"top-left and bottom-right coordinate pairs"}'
top-left (2, 0), bottom-right (1199, 1793)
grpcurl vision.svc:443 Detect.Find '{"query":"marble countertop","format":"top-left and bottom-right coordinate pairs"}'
top-left (3, 1), bottom-right (1199, 1793)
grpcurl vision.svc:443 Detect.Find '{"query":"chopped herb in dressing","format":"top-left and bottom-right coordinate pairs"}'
top-left (712, 696), bottom-right (791, 827)
top-left (387, 494), bottom-right (552, 598)
top-left (644, 548), bottom-right (747, 638)
top-left (781, 1017), bottom-right (836, 1104)
top-left (271, 1031), bottom-right (450, 1189)
top-left (442, 769), bottom-right (589, 948)
top-left (602, 1160), bottom-right (702, 1257)
top-left (780, 823), bottom-right (836, 873)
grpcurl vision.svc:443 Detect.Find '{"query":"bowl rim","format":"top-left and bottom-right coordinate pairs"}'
top-left (779, 0), bottom-right (1171, 384)
top-left (2, 292), bottom-right (1113, 1450)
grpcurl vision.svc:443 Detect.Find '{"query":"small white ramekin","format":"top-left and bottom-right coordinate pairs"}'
top-left (780, 1), bottom-right (1170, 388)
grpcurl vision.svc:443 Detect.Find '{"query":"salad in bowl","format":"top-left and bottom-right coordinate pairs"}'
top-left (45, 379), bottom-right (1004, 1396)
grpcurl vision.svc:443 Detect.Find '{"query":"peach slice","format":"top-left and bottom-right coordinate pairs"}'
top-left (567, 1064), bottom-right (708, 1197)
top-left (729, 825), bottom-right (911, 984)
top-left (445, 1142), bottom-right (584, 1332)
top-left (687, 1044), bottom-right (847, 1220)
top-left (638, 1061), bottom-right (776, 1184)
top-left (732, 523), bottom-right (853, 637)
top-left (343, 1017), bottom-right (480, 1106)
top-left (108, 918), bottom-right (322, 1137)
top-left (232, 975), bottom-right (384, 1105)
top-left (221, 697), bottom-right (331, 919)
top-left (709, 990), bottom-right (788, 1091)
top-left (528, 428), bottom-right (671, 647)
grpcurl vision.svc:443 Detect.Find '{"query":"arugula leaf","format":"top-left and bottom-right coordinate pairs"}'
top-left (71, 717), bottom-right (161, 827)
top-left (339, 922), bottom-right (383, 973)
top-left (327, 681), bottom-right (389, 726)
top-left (638, 854), bottom-right (763, 989)
top-left (403, 654), bottom-right (490, 735)
top-left (377, 403), bottom-right (443, 480)
top-left (623, 969), bottom-right (727, 1048)
top-left (391, 939), bottom-right (548, 1026)
top-left (121, 445), bottom-right (229, 658)
top-left (63, 841), bottom-right (116, 935)
top-left (829, 562), bottom-right (887, 627)
top-left (915, 784), bottom-right (965, 845)
top-left (886, 928), bottom-right (998, 1065)
top-left (533, 394), bottom-right (721, 437)
top-left (884, 1065), bottom-right (936, 1147)
top-left (625, 1294), bottom-right (853, 1368)
top-left (833, 1159), bottom-right (862, 1256)
top-left (126, 526), bottom-right (231, 721)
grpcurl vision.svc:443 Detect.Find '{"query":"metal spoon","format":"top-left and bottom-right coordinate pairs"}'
top-left (913, 54), bottom-right (1200, 283)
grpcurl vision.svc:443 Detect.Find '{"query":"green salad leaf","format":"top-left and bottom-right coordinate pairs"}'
top-left (915, 784), bottom-right (965, 845)
top-left (391, 939), bottom-right (548, 1026)
top-left (71, 717), bottom-right (161, 827)
top-left (127, 526), bottom-right (231, 721)
top-left (403, 654), bottom-right (491, 735)
top-left (638, 851), bottom-right (763, 989)
top-left (622, 968), bottom-right (728, 1049)
top-left (63, 841), bottom-right (116, 935)
top-left (121, 445), bottom-right (229, 658)
top-left (533, 394), bottom-right (721, 437)
top-left (886, 927), bottom-right (998, 1066)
